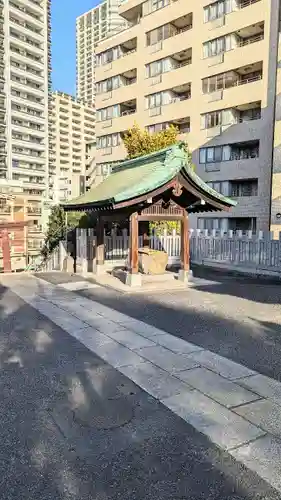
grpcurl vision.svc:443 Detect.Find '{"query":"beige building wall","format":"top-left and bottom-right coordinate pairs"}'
top-left (49, 91), bottom-right (95, 204)
top-left (94, 0), bottom-right (281, 232)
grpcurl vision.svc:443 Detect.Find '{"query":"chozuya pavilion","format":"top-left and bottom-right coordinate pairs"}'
top-left (62, 142), bottom-right (236, 287)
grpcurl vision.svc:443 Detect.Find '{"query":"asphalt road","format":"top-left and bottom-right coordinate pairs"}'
top-left (0, 281), bottom-right (280, 499)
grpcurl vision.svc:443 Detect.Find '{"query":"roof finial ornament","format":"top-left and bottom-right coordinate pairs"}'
top-left (172, 181), bottom-right (183, 197)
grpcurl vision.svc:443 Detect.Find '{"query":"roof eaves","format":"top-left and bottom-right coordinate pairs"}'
top-left (182, 163), bottom-right (237, 208)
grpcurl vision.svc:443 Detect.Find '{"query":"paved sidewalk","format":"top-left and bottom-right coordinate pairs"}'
top-left (4, 273), bottom-right (281, 495)
top-left (1, 278), bottom-right (280, 499)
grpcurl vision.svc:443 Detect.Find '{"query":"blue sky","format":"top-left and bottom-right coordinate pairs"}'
top-left (51, 0), bottom-right (98, 95)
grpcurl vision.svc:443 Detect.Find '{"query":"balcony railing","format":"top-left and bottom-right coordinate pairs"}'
top-left (175, 58), bottom-right (192, 69)
top-left (238, 112), bottom-right (261, 122)
top-left (238, 74), bottom-right (262, 85)
top-left (238, 33), bottom-right (264, 47)
top-left (239, 0), bottom-right (260, 8)
top-left (171, 94), bottom-right (191, 103)
top-left (230, 150), bottom-right (259, 160)
top-left (121, 108), bottom-right (136, 116)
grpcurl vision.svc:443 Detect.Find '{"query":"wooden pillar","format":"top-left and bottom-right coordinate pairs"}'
top-left (129, 212), bottom-right (138, 274)
top-left (96, 217), bottom-right (105, 266)
top-left (179, 211), bottom-right (190, 281)
top-left (1, 228), bottom-right (11, 273)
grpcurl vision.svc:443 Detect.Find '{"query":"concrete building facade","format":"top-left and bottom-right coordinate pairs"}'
top-left (76, 0), bottom-right (127, 106)
top-left (94, 0), bottom-right (281, 232)
top-left (0, 0), bottom-right (51, 256)
top-left (49, 91), bottom-right (95, 204)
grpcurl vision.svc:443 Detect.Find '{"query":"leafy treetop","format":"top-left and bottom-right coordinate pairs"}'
top-left (123, 123), bottom-right (180, 159)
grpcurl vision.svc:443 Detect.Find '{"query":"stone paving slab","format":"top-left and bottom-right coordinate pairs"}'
top-left (234, 399), bottom-right (281, 438)
top-left (230, 435), bottom-right (281, 493)
top-left (58, 281), bottom-right (100, 291)
top-left (116, 319), bottom-right (167, 339)
top-left (162, 390), bottom-right (266, 451)
top-left (74, 326), bottom-right (114, 349)
top-left (152, 333), bottom-right (204, 354)
top-left (237, 374), bottom-right (281, 403)
top-left (186, 349), bottom-right (256, 381)
top-left (92, 341), bottom-right (147, 369)
top-left (119, 361), bottom-right (193, 400)
top-left (135, 345), bottom-right (200, 373)
top-left (106, 328), bottom-right (157, 350)
top-left (175, 367), bottom-right (261, 408)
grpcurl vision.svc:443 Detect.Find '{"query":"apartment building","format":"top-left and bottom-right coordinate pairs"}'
top-left (94, 0), bottom-right (281, 232)
top-left (76, 0), bottom-right (127, 105)
top-left (49, 91), bottom-right (95, 204)
top-left (0, 0), bottom-right (51, 256)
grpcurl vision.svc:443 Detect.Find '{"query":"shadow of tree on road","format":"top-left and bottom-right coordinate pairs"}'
top-left (191, 265), bottom-right (281, 305)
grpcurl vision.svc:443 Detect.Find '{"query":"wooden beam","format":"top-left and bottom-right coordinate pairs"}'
top-left (1, 228), bottom-right (12, 273)
top-left (129, 212), bottom-right (138, 274)
top-left (180, 211), bottom-right (190, 272)
top-left (96, 217), bottom-right (105, 265)
top-left (138, 214), bottom-right (183, 222)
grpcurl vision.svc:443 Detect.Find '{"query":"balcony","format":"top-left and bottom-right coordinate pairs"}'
top-left (9, 1), bottom-right (43, 26)
top-left (96, 69), bottom-right (137, 107)
top-left (16, 0), bottom-right (44, 14)
top-left (96, 38), bottom-right (137, 80)
top-left (9, 30), bottom-right (43, 55)
top-left (0, 204), bottom-right (11, 215)
top-left (145, 48), bottom-right (192, 93)
top-left (9, 16), bottom-right (43, 42)
top-left (203, 23), bottom-right (264, 71)
top-left (10, 78), bottom-right (44, 96)
top-left (198, 140), bottom-right (260, 176)
top-left (146, 13), bottom-right (192, 61)
top-left (203, 0), bottom-right (262, 30)
top-left (98, 99), bottom-right (137, 134)
top-left (10, 46), bottom-right (43, 70)
top-left (146, 117), bottom-right (190, 137)
top-left (202, 62), bottom-right (263, 110)
top-left (145, 83), bottom-right (191, 124)
top-left (118, 0), bottom-right (142, 24)
top-left (201, 102), bottom-right (261, 139)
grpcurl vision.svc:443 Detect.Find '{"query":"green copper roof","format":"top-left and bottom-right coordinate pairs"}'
top-left (63, 143), bottom-right (236, 212)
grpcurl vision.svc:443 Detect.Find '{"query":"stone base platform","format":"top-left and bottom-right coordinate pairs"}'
top-left (81, 268), bottom-right (191, 294)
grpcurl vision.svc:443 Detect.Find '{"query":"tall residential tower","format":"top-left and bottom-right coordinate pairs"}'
top-left (0, 0), bottom-right (51, 235)
top-left (76, 0), bottom-right (127, 105)
top-left (49, 91), bottom-right (95, 204)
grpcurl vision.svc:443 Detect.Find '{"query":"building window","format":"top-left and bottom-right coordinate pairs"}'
top-left (206, 181), bottom-right (229, 196)
top-left (203, 34), bottom-right (233, 58)
top-left (230, 179), bottom-right (258, 197)
top-left (97, 133), bottom-right (120, 149)
top-left (228, 217), bottom-right (257, 232)
top-left (200, 109), bottom-right (234, 129)
top-left (203, 0), bottom-right (234, 23)
top-left (96, 75), bottom-right (120, 94)
top-left (198, 217), bottom-right (224, 230)
top-left (96, 104), bottom-right (119, 121)
top-left (199, 141), bottom-right (259, 163)
top-left (146, 23), bottom-right (175, 46)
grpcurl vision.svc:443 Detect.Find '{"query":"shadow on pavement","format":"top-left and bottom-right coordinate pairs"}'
top-left (0, 280), bottom-right (280, 499)
top-left (73, 285), bottom-right (281, 381)
top-left (191, 265), bottom-right (281, 305)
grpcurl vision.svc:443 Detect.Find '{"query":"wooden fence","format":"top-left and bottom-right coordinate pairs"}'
top-left (72, 228), bottom-right (281, 277)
